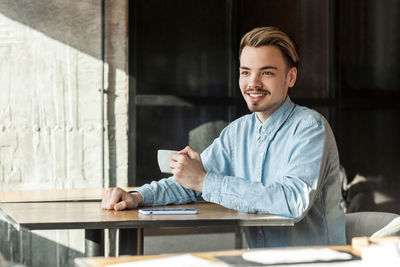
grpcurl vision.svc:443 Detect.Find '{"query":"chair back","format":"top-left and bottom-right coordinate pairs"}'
top-left (345, 212), bottom-right (400, 244)
top-left (188, 120), bottom-right (229, 153)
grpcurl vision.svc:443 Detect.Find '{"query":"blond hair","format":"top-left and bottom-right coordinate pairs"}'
top-left (239, 27), bottom-right (299, 69)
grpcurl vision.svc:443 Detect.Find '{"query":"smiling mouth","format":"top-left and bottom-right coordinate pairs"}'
top-left (245, 90), bottom-right (269, 100)
top-left (248, 93), bottom-right (266, 97)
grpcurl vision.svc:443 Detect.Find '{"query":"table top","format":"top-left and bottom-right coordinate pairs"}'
top-left (0, 187), bottom-right (137, 203)
top-left (0, 201), bottom-right (293, 231)
top-left (74, 245), bottom-right (357, 267)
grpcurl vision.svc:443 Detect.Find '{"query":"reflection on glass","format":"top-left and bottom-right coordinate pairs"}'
top-left (136, 106), bottom-right (232, 184)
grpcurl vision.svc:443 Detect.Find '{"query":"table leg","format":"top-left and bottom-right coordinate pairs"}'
top-left (85, 229), bottom-right (104, 256)
top-left (118, 228), bottom-right (143, 256)
top-left (235, 227), bottom-right (243, 249)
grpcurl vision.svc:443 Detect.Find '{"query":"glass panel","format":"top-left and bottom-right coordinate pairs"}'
top-left (237, 0), bottom-right (331, 98)
top-left (136, 106), bottom-right (233, 185)
top-left (338, 109), bottom-right (400, 194)
top-left (338, 0), bottom-right (400, 91)
top-left (135, 0), bottom-right (231, 97)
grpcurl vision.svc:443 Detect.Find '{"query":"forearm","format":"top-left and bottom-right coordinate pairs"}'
top-left (135, 177), bottom-right (201, 206)
top-left (202, 172), bottom-right (313, 219)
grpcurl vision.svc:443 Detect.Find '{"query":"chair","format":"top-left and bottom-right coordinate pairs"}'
top-left (345, 212), bottom-right (400, 244)
top-left (188, 120), bottom-right (229, 153)
top-left (372, 216), bottom-right (400, 238)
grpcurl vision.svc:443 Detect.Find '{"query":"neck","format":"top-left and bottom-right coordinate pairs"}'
top-left (255, 112), bottom-right (269, 123)
top-left (255, 97), bottom-right (288, 123)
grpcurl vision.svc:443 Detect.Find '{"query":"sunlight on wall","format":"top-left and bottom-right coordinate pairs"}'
top-left (0, 13), bottom-right (108, 190)
top-left (0, 10), bottom-right (132, 191)
top-left (0, 0), bottom-right (129, 263)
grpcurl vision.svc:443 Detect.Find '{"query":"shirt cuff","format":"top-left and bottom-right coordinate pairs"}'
top-left (202, 172), bottom-right (223, 203)
top-left (130, 185), bottom-right (155, 206)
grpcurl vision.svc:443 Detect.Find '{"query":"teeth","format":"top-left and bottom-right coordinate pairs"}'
top-left (249, 93), bottom-right (265, 97)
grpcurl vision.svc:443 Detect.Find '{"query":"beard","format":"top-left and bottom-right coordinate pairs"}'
top-left (243, 89), bottom-right (270, 112)
top-left (247, 102), bottom-right (266, 112)
top-left (245, 96), bottom-right (285, 116)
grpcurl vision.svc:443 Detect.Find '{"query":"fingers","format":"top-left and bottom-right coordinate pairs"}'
top-left (180, 146), bottom-right (200, 160)
top-left (170, 162), bottom-right (184, 178)
top-left (114, 200), bottom-right (127, 211)
top-left (173, 146), bottom-right (200, 161)
top-left (185, 146), bottom-right (197, 158)
top-left (178, 146), bottom-right (190, 155)
top-left (102, 188), bottom-right (142, 211)
top-left (110, 188), bottom-right (125, 208)
top-left (101, 187), bottom-right (124, 210)
top-left (121, 194), bottom-right (139, 210)
top-left (170, 154), bottom-right (189, 174)
top-left (101, 188), bottom-right (112, 209)
top-left (170, 146), bottom-right (202, 178)
top-left (170, 153), bottom-right (187, 163)
top-left (171, 152), bottom-right (185, 162)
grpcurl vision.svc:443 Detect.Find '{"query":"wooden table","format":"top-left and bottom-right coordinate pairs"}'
top-left (0, 187), bottom-right (135, 257)
top-left (0, 201), bottom-right (293, 256)
top-left (0, 188), bottom-right (136, 203)
top-left (75, 245), bottom-right (359, 267)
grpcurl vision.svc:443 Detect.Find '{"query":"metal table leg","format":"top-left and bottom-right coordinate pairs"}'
top-left (235, 227), bottom-right (243, 249)
top-left (118, 228), bottom-right (144, 256)
top-left (85, 229), bottom-right (104, 256)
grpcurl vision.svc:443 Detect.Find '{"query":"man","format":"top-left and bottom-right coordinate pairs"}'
top-left (102, 27), bottom-right (346, 247)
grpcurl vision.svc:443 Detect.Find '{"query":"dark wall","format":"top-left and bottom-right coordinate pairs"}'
top-left (129, 0), bottom-right (400, 210)
top-left (336, 0), bottom-right (400, 198)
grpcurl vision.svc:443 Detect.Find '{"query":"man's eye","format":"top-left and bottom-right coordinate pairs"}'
top-left (262, 71), bottom-right (273, 76)
top-left (240, 71), bottom-right (249, 75)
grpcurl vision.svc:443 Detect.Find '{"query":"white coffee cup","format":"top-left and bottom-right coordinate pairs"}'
top-left (157, 149), bottom-right (179, 174)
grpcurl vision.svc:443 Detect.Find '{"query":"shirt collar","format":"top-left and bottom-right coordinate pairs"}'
top-left (254, 96), bottom-right (296, 137)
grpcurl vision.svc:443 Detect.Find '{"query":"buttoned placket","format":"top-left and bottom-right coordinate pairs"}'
top-left (255, 126), bottom-right (270, 183)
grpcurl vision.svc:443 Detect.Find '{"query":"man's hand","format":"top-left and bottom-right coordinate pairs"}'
top-left (101, 187), bottom-right (143, 211)
top-left (170, 146), bottom-right (206, 192)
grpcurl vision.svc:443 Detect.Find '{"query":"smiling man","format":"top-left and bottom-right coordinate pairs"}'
top-left (239, 45), bottom-right (296, 122)
top-left (102, 27), bottom-right (346, 247)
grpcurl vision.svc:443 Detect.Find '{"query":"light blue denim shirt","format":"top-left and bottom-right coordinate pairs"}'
top-left (136, 97), bottom-right (346, 247)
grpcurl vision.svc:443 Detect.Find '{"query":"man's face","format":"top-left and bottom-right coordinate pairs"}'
top-left (239, 45), bottom-right (297, 122)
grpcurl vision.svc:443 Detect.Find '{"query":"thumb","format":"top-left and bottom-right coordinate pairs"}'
top-left (178, 146), bottom-right (190, 155)
top-left (114, 201), bottom-right (127, 211)
top-left (185, 146), bottom-right (199, 159)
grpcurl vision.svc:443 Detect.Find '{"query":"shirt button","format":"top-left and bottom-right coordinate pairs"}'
top-left (256, 178), bottom-right (261, 182)
top-left (236, 206), bottom-right (240, 210)
top-left (259, 152), bottom-right (263, 156)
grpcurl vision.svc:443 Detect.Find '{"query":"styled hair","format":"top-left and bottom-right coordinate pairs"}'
top-left (239, 26), bottom-right (299, 69)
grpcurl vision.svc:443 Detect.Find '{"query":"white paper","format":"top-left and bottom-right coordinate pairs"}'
top-left (242, 248), bottom-right (353, 265)
top-left (361, 243), bottom-right (400, 266)
top-left (106, 254), bottom-right (228, 267)
top-left (258, 261), bottom-right (362, 267)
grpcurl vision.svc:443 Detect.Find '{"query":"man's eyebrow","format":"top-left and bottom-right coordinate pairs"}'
top-left (239, 66), bottom-right (278, 70)
top-left (260, 66), bottom-right (278, 70)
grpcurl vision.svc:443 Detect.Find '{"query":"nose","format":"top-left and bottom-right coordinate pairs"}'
top-left (248, 73), bottom-right (262, 89)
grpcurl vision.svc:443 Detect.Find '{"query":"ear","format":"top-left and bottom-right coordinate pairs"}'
top-left (287, 67), bottom-right (297, 88)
